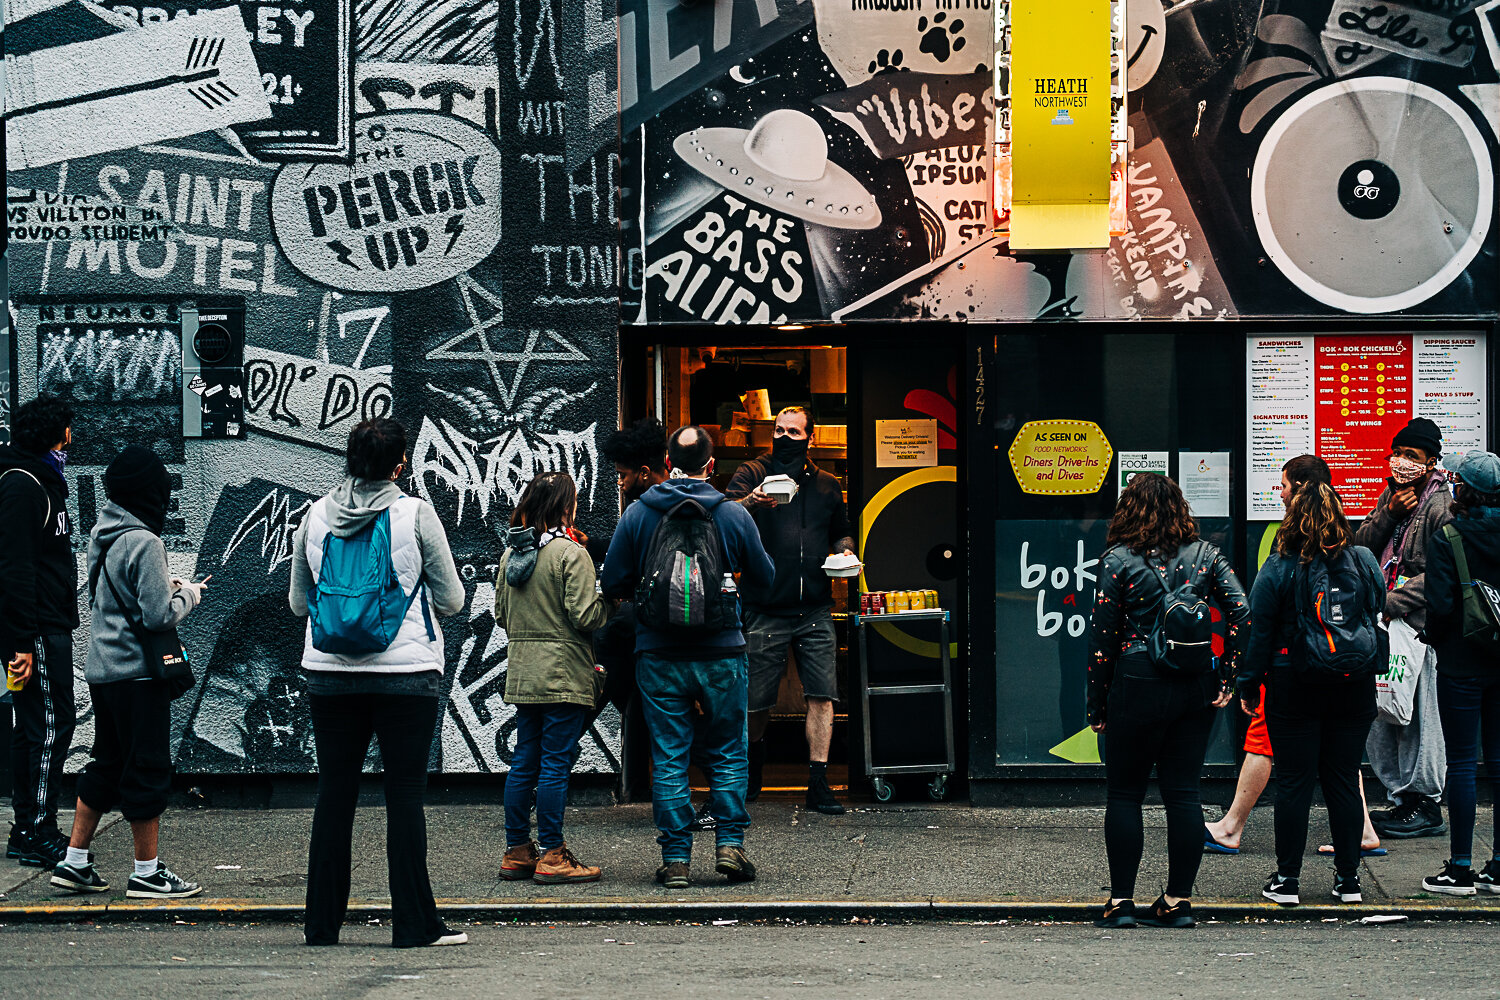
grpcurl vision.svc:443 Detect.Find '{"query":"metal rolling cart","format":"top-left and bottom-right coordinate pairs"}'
top-left (855, 607), bottom-right (955, 802)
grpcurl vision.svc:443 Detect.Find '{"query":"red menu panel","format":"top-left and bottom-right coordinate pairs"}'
top-left (1315, 336), bottom-right (1411, 515)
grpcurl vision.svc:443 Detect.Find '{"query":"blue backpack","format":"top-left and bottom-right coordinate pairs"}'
top-left (308, 507), bottom-right (433, 655)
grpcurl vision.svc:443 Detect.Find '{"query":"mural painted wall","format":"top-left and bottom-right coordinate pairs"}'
top-left (4, 0), bottom-right (621, 774)
top-left (625, 0), bottom-right (1500, 323)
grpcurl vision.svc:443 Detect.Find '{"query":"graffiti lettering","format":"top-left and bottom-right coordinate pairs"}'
top-left (412, 417), bottom-right (600, 525)
top-left (222, 488), bottom-right (313, 574)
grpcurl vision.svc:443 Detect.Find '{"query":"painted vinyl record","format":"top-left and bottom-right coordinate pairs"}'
top-left (1251, 78), bottom-right (1492, 314)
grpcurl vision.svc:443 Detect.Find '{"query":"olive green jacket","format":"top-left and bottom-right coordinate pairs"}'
top-left (495, 539), bottom-right (609, 707)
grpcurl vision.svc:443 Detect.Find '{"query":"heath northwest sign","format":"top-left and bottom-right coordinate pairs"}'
top-left (270, 112), bottom-right (503, 293)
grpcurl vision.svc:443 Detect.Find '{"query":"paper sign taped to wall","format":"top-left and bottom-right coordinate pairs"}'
top-left (1180, 451), bottom-right (1231, 518)
top-left (1116, 451), bottom-right (1168, 494)
top-left (876, 419), bottom-right (938, 468)
top-left (6, 7), bottom-right (271, 170)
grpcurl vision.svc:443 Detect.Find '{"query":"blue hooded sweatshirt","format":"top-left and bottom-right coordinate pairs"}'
top-left (600, 479), bottom-right (775, 656)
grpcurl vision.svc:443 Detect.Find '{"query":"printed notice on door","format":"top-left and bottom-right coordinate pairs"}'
top-left (876, 419), bottom-right (939, 468)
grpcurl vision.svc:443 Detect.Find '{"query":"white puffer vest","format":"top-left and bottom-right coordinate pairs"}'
top-left (300, 494), bottom-right (445, 673)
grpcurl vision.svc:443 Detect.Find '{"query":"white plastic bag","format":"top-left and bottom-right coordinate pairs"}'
top-left (1375, 619), bottom-right (1428, 726)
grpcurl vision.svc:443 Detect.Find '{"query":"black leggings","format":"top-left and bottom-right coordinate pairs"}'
top-left (304, 693), bottom-right (446, 948)
top-left (1104, 655), bottom-right (1218, 899)
top-left (1266, 670), bottom-right (1376, 879)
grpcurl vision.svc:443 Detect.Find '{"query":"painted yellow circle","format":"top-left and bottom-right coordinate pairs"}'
top-left (858, 465), bottom-right (959, 659)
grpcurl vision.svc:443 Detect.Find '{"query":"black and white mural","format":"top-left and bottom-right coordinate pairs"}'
top-left (5, 0), bottom-right (621, 775)
top-left (625, 0), bottom-right (1499, 322)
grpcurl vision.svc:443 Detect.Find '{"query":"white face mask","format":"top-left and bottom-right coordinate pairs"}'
top-left (1389, 455), bottom-right (1428, 485)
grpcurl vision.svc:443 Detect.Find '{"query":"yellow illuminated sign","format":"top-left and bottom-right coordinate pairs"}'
top-left (1008, 0), bottom-right (1114, 250)
top-left (1008, 419), bottom-right (1113, 495)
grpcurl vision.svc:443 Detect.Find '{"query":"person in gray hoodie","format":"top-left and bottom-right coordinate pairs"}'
top-left (288, 417), bottom-right (467, 949)
top-left (49, 446), bottom-right (207, 899)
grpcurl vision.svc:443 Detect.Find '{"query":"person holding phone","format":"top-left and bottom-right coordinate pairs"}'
top-left (51, 446), bottom-right (207, 898)
top-left (1355, 418), bottom-right (1454, 839)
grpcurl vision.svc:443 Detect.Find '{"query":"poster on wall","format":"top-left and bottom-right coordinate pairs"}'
top-left (1246, 333), bottom-right (1488, 518)
top-left (111, 0), bottom-right (355, 161)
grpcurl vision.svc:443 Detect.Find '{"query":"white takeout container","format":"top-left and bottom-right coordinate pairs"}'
top-left (822, 552), bottom-right (863, 578)
top-left (761, 474), bottom-right (798, 503)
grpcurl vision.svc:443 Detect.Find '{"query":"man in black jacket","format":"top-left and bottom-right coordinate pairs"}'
top-left (0, 397), bottom-right (80, 868)
top-left (726, 407), bottom-right (854, 815)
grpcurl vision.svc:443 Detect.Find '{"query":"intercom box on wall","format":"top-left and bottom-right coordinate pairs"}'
top-left (181, 304), bottom-right (247, 439)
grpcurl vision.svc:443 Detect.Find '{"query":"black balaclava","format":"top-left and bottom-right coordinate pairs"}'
top-left (770, 434), bottom-right (809, 475)
top-left (103, 445), bottom-right (172, 536)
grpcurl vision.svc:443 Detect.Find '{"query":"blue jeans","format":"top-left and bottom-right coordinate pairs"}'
top-left (637, 652), bottom-right (751, 862)
top-left (1435, 673), bottom-right (1500, 863)
top-left (505, 704), bottom-right (589, 851)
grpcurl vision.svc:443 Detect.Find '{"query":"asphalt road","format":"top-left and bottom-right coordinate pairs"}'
top-left (0, 919), bottom-right (1495, 999)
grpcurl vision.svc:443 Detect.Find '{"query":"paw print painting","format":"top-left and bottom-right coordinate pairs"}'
top-left (917, 12), bottom-right (966, 63)
top-left (817, 3), bottom-right (987, 83)
top-left (868, 49), bottom-right (906, 75)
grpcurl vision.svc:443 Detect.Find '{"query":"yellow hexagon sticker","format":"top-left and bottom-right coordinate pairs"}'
top-left (1008, 419), bottom-right (1113, 495)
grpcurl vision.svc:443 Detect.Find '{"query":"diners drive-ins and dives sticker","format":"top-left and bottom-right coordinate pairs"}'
top-left (270, 111), bottom-right (503, 293)
top-left (1008, 419), bottom-right (1113, 496)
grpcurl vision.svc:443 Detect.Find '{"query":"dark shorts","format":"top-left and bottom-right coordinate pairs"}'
top-left (745, 607), bottom-right (838, 713)
top-left (76, 679), bottom-right (173, 822)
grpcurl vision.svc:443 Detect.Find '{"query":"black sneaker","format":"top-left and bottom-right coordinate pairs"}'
top-left (126, 864), bottom-right (203, 900)
top-left (655, 861), bottom-right (690, 889)
top-left (6, 826), bottom-right (34, 863)
top-left (10, 827), bottom-right (66, 868)
top-left (1137, 895), bottom-right (1194, 928)
top-left (715, 845), bottom-right (756, 883)
top-left (806, 777), bottom-right (846, 816)
top-left (688, 802), bottom-right (718, 833)
top-left (51, 857), bottom-right (109, 894)
top-left (1423, 860), bottom-right (1477, 897)
top-left (1094, 898), bottom-right (1137, 929)
top-left (1476, 860), bottom-right (1500, 895)
top-left (1332, 871), bottom-right (1363, 903)
top-left (1262, 872), bottom-right (1300, 906)
top-left (1373, 798), bottom-right (1445, 839)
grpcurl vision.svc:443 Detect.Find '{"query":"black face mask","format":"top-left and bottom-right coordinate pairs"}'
top-left (771, 434), bottom-right (809, 472)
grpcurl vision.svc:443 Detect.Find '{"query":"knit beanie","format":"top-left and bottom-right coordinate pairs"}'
top-left (1391, 417), bottom-right (1442, 459)
top-left (104, 445), bottom-right (171, 536)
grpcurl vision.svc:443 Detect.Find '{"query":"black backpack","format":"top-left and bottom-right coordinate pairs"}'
top-left (1290, 549), bottom-right (1383, 679)
top-left (1141, 542), bottom-right (1216, 674)
top-left (635, 495), bottom-right (737, 635)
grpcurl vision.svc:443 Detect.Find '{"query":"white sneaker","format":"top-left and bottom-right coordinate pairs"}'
top-left (430, 930), bottom-right (468, 946)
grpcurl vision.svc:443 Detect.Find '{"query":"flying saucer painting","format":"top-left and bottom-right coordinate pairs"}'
top-left (1251, 78), bottom-right (1493, 314)
top-left (673, 109), bottom-right (883, 231)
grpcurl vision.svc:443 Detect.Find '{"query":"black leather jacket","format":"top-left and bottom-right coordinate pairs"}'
top-left (1087, 539), bottom-right (1250, 726)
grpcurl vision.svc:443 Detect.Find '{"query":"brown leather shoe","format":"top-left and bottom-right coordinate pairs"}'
top-left (533, 844), bottom-right (602, 884)
top-left (499, 842), bottom-right (539, 881)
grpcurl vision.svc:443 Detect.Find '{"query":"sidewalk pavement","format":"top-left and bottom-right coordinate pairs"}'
top-left (2, 801), bottom-right (1496, 923)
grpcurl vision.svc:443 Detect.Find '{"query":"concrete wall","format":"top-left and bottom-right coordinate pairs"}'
top-left (5, 0), bottom-right (620, 774)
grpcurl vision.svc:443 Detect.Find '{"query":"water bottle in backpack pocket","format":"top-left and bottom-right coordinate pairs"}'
top-left (1142, 542), bottom-right (1217, 674)
top-left (1291, 549), bottom-right (1382, 679)
top-left (307, 505), bottom-right (432, 655)
top-left (636, 496), bottom-right (737, 635)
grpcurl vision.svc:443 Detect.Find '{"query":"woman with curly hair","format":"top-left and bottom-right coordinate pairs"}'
top-left (1237, 482), bottom-right (1384, 907)
top-left (1089, 473), bottom-right (1249, 929)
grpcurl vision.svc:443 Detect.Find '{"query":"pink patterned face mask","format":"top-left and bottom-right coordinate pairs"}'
top-left (1389, 455), bottom-right (1428, 484)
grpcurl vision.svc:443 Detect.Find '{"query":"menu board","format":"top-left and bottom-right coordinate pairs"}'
top-left (1247, 334), bottom-right (1487, 519)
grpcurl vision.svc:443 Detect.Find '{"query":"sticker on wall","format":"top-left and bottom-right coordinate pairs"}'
top-left (5, 7), bottom-right (272, 170)
top-left (1251, 78), bottom-right (1493, 314)
top-left (269, 111), bottom-right (503, 293)
top-left (1007, 419), bottom-right (1112, 496)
